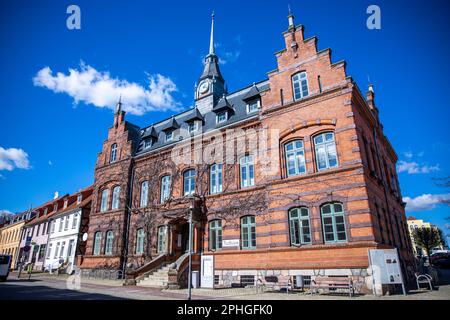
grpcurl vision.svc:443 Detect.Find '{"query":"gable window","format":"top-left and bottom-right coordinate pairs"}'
top-left (209, 220), bottom-right (222, 251)
top-left (321, 202), bottom-right (347, 243)
top-left (105, 231), bottom-right (114, 255)
top-left (53, 203), bottom-right (58, 212)
top-left (216, 111), bottom-right (228, 124)
top-left (188, 121), bottom-right (198, 133)
top-left (136, 228), bottom-right (145, 254)
top-left (210, 164), bottom-right (223, 194)
top-left (93, 232), bottom-right (102, 255)
top-left (63, 199), bottom-right (68, 209)
top-left (100, 189), bottom-right (109, 212)
top-left (285, 140), bottom-right (306, 177)
top-left (241, 215), bottom-right (256, 249)
top-left (112, 186), bottom-right (121, 210)
top-left (157, 226), bottom-right (167, 253)
top-left (166, 130), bottom-right (174, 142)
top-left (314, 132), bottom-right (338, 171)
top-left (140, 181), bottom-right (149, 207)
top-left (110, 143), bottom-right (117, 163)
top-left (77, 194), bottom-right (82, 204)
top-left (160, 175), bottom-right (171, 203)
top-left (239, 155), bottom-right (255, 188)
top-left (183, 169), bottom-right (196, 196)
top-left (289, 207), bottom-right (311, 245)
top-left (292, 71), bottom-right (309, 100)
top-left (246, 99), bottom-right (260, 113)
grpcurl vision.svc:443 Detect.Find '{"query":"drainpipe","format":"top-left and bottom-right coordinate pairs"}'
top-left (121, 164), bottom-right (135, 278)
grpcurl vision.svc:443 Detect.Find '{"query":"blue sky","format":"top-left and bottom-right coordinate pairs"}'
top-left (0, 0), bottom-right (449, 240)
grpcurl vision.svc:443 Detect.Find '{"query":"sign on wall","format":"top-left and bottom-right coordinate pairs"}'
top-left (222, 239), bottom-right (240, 248)
top-left (368, 248), bottom-right (406, 295)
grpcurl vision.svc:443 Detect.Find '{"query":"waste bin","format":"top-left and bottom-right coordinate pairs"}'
top-left (191, 271), bottom-right (200, 289)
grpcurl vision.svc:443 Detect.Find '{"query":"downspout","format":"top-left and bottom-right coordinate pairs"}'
top-left (121, 163), bottom-right (135, 278)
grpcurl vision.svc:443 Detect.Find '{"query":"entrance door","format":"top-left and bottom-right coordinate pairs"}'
top-left (180, 224), bottom-right (189, 253)
top-left (201, 255), bottom-right (214, 288)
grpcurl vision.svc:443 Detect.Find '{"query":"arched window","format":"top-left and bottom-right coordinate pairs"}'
top-left (183, 169), bottom-right (196, 195)
top-left (105, 231), bottom-right (114, 255)
top-left (239, 155), bottom-right (255, 188)
top-left (160, 175), bottom-right (171, 203)
top-left (157, 226), bottom-right (167, 253)
top-left (112, 186), bottom-right (121, 210)
top-left (93, 232), bottom-right (102, 255)
top-left (209, 220), bottom-right (222, 251)
top-left (292, 72), bottom-right (309, 100)
top-left (136, 229), bottom-right (145, 254)
top-left (210, 164), bottom-right (223, 194)
top-left (314, 132), bottom-right (338, 171)
top-left (100, 189), bottom-right (109, 212)
top-left (321, 202), bottom-right (347, 243)
top-left (289, 207), bottom-right (311, 245)
top-left (285, 140), bottom-right (306, 177)
top-left (140, 181), bottom-right (149, 207)
top-left (241, 215), bottom-right (256, 249)
top-left (110, 143), bottom-right (117, 163)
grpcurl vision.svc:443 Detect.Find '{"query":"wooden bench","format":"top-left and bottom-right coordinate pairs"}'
top-left (256, 276), bottom-right (293, 293)
top-left (310, 276), bottom-right (354, 297)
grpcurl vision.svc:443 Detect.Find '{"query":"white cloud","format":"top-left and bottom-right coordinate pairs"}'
top-left (48, 160), bottom-right (53, 166)
top-left (33, 62), bottom-right (181, 116)
top-left (0, 147), bottom-right (30, 172)
top-left (403, 193), bottom-right (450, 212)
top-left (397, 160), bottom-right (440, 174)
top-left (219, 50), bottom-right (241, 65)
top-left (403, 151), bottom-right (413, 159)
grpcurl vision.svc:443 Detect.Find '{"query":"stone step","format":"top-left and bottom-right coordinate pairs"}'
top-left (144, 276), bottom-right (169, 282)
top-left (138, 281), bottom-right (168, 287)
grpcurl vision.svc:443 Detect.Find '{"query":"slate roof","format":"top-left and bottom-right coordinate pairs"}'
top-left (134, 79), bottom-right (270, 156)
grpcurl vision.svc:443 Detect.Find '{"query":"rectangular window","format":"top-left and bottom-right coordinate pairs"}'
top-left (72, 213), bottom-right (78, 229)
top-left (240, 275), bottom-right (255, 287)
top-left (321, 203), bottom-right (347, 243)
top-left (112, 186), bottom-right (120, 210)
top-left (58, 218), bottom-right (63, 232)
top-left (292, 72), bottom-right (309, 100)
top-left (285, 140), bottom-right (306, 177)
top-left (50, 220), bottom-right (55, 234)
top-left (188, 121), bottom-right (198, 133)
top-left (93, 233), bottom-right (102, 256)
top-left (314, 132), bottom-right (338, 171)
top-left (216, 111), bottom-right (228, 124)
top-left (210, 164), bottom-right (223, 194)
top-left (67, 239), bottom-right (75, 258)
top-left (38, 244), bottom-right (46, 261)
top-left (60, 241), bottom-right (65, 258)
top-left (100, 189), bottom-right (109, 212)
top-left (54, 242), bottom-right (60, 259)
top-left (166, 130), bottom-right (174, 141)
top-left (247, 100), bottom-right (260, 113)
top-left (289, 208), bottom-right (311, 245)
top-left (136, 229), bottom-right (145, 254)
top-left (157, 226), bottom-right (167, 253)
top-left (64, 216), bottom-right (69, 230)
top-left (144, 138), bottom-right (152, 149)
top-left (46, 243), bottom-right (53, 259)
top-left (140, 181), bottom-right (149, 207)
top-left (240, 155), bottom-right (255, 188)
top-left (160, 176), bottom-right (171, 203)
top-left (209, 220), bottom-right (222, 251)
top-left (183, 170), bottom-right (196, 195)
top-left (241, 216), bottom-right (256, 249)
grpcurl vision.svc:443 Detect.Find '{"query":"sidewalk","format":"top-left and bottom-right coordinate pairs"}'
top-left (11, 271), bottom-right (125, 287)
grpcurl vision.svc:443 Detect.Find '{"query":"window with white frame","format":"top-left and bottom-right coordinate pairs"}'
top-left (160, 175), bottom-right (171, 203)
top-left (105, 231), bottom-right (114, 255)
top-left (289, 207), bottom-right (311, 245)
top-left (188, 121), bottom-right (198, 133)
top-left (100, 189), bottom-right (109, 212)
top-left (64, 216), bottom-right (69, 230)
top-left (292, 72), bottom-right (309, 100)
top-left (157, 226), bottom-right (167, 253)
top-left (166, 130), bottom-right (174, 142)
top-left (54, 242), bottom-right (60, 259)
top-left (140, 181), bottom-right (149, 207)
top-left (50, 220), bottom-right (55, 233)
top-left (93, 232), bottom-right (102, 255)
top-left (110, 143), bottom-right (117, 163)
top-left (246, 99), bottom-right (260, 113)
top-left (46, 243), bottom-right (53, 259)
top-left (183, 169), bottom-right (196, 195)
top-left (67, 239), bottom-right (75, 258)
top-left (314, 132), bottom-right (338, 171)
top-left (58, 218), bottom-right (63, 232)
top-left (112, 186), bottom-right (120, 210)
top-left (216, 111), bottom-right (227, 124)
top-left (239, 155), bottom-right (255, 188)
top-left (72, 213), bottom-right (78, 229)
top-left (77, 194), bottom-right (82, 204)
top-left (60, 241), bottom-right (66, 258)
top-left (285, 140), bottom-right (306, 177)
top-left (144, 138), bottom-right (152, 149)
top-left (210, 164), bottom-right (223, 194)
top-left (136, 228), bottom-right (145, 254)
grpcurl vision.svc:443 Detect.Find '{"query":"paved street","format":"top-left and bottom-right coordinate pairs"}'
top-left (1, 269), bottom-right (449, 300)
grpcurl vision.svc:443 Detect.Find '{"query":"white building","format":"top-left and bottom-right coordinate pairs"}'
top-left (44, 188), bottom-right (92, 274)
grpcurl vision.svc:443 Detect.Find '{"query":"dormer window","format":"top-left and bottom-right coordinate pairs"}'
top-left (292, 72), bottom-right (309, 101)
top-left (216, 111), bottom-right (228, 124)
top-left (110, 143), bottom-right (117, 163)
top-left (44, 208), bottom-right (48, 215)
top-left (246, 99), bottom-right (260, 113)
top-left (53, 203), bottom-right (58, 212)
top-left (144, 138), bottom-right (152, 149)
top-left (77, 194), bottom-right (82, 204)
top-left (166, 130), bottom-right (174, 142)
top-left (188, 121), bottom-right (198, 133)
top-left (63, 199), bottom-right (68, 209)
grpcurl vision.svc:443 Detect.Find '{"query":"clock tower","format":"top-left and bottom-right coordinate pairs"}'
top-left (195, 12), bottom-right (226, 113)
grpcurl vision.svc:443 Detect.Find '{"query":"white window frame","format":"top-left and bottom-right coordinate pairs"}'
top-left (157, 226), bottom-right (167, 253)
top-left (183, 169), bottom-right (196, 196)
top-left (285, 140), bottom-right (306, 177)
top-left (239, 155), bottom-right (255, 188)
top-left (144, 138), bottom-right (152, 149)
top-left (112, 186), bottom-right (120, 210)
top-left (166, 130), bottom-right (174, 142)
top-left (160, 175), bottom-right (171, 203)
top-left (105, 231), bottom-right (114, 255)
top-left (72, 213), bottom-right (78, 229)
top-left (188, 121), bottom-right (199, 133)
top-left (93, 232), bottom-right (102, 256)
top-left (140, 181), bottom-right (149, 207)
top-left (314, 132), bottom-right (339, 171)
top-left (100, 189), bottom-right (109, 212)
top-left (64, 216), bottom-right (69, 230)
top-left (216, 111), bottom-right (228, 124)
top-left (46, 243), bottom-right (53, 259)
top-left (246, 99), bottom-right (260, 113)
top-left (136, 229), bottom-right (145, 254)
top-left (67, 239), bottom-right (75, 258)
top-left (110, 143), bottom-right (117, 163)
top-left (210, 164), bottom-right (223, 194)
top-left (292, 71), bottom-right (309, 101)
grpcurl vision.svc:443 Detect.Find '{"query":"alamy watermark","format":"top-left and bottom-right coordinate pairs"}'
top-left (367, 5), bottom-right (381, 30)
top-left (66, 5), bottom-right (81, 30)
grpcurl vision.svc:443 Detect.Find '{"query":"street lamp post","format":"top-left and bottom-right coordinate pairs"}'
top-left (187, 203), bottom-right (193, 300)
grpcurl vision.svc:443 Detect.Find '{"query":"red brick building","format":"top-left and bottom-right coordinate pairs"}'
top-left (79, 12), bottom-right (414, 291)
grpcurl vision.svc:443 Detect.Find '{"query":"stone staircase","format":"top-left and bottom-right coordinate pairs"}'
top-left (136, 264), bottom-right (171, 288)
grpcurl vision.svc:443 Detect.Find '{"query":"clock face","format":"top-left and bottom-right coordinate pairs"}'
top-left (199, 81), bottom-right (209, 94)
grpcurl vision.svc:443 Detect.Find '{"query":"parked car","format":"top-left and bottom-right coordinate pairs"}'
top-left (430, 252), bottom-right (450, 268)
top-left (0, 255), bottom-right (12, 281)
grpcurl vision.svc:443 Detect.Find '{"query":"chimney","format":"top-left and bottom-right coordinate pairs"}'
top-left (54, 191), bottom-right (59, 199)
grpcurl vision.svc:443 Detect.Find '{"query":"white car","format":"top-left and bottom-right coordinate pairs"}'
top-left (0, 255), bottom-right (12, 281)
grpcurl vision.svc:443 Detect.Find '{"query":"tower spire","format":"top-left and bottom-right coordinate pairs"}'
top-left (209, 11), bottom-right (215, 55)
top-left (287, 5), bottom-right (295, 30)
top-left (115, 94), bottom-right (122, 114)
